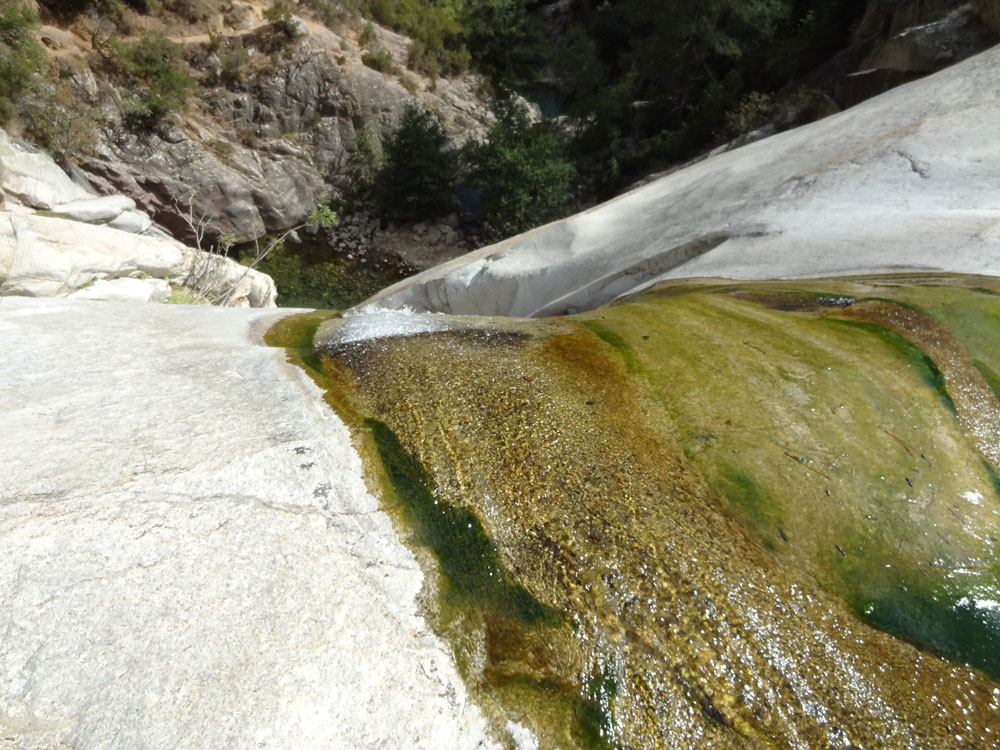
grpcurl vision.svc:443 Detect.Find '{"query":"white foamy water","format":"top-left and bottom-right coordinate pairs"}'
top-left (962, 489), bottom-right (984, 506)
top-left (331, 305), bottom-right (450, 345)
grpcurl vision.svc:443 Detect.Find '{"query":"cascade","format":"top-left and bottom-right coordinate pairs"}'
top-left (266, 273), bottom-right (1000, 748)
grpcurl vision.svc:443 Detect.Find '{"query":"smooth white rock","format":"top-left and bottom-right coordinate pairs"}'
top-left (0, 128), bottom-right (95, 210)
top-left (0, 212), bottom-right (277, 307)
top-left (107, 207), bottom-right (154, 234)
top-left (66, 276), bottom-right (171, 302)
top-left (363, 44), bottom-right (1000, 317)
top-left (50, 194), bottom-right (136, 223)
top-left (0, 298), bottom-right (500, 750)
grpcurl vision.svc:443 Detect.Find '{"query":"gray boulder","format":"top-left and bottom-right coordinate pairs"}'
top-left (862, 4), bottom-right (997, 73)
top-left (0, 212), bottom-right (276, 306)
top-left (107, 207), bottom-right (154, 234)
top-left (67, 276), bottom-right (171, 302)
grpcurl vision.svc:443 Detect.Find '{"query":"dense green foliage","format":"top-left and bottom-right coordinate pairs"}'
top-left (555, 0), bottom-right (868, 187)
top-left (344, 0), bottom-right (475, 78)
top-left (0, 3), bottom-right (47, 124)
top-left (109, 33), bottom-right (194, 126)
top-left (373, 102), bottom-right (458, 222)
top-left (337, 0), bottom-right (866, 192)
top-left (464, 97), bottom-right (576, 237)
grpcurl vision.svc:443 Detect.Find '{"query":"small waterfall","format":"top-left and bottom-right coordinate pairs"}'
top-left (299, 275), bottom-right (1000, 748)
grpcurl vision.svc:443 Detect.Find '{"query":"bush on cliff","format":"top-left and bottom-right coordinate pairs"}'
top-left (0, 2), bottom-right (47, 124)
top-left (109, 33), bottom-right (194, 127)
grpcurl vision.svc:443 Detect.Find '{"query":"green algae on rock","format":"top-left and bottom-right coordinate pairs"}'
top-left (314, 278), bottom-right (1000, 748)
top-left (583, 275), bottom-right (1000, 683)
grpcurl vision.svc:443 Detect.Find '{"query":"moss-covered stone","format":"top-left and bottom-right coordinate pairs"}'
top-left (303, 274), bottom-right (1000, 748)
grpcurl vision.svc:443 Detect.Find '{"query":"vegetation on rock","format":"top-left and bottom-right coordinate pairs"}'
top-left (108, 32), bottom-right (194, 126)
top-left (318, 274), bottom-right (1000, 748)
top-left (0, 2), bottom-right (47, 124)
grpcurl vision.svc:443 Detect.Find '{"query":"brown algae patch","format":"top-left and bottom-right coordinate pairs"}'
top-left (315, 298), bottom-right (1000, 749)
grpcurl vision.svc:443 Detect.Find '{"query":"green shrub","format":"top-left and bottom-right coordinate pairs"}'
top-left (351, 125), bottom-right (383, 190)
top-left (165, 0), bottom-right (210, 22)
top-left (344, 0), bottom-right (474, 79)
top-left (19, 82), bottom-right (99, 159)
top-left (373, 101), bottom-right (457, 222)
top-left (361, 48), bottom-right (395, 73)
top-left (359, 20), bottom-right (376, 47)
top-left (399, 73), bottom-right (418, 94)
top-left (724, 91), bottom-right (774, 138)
top-left (263, 0), bottom-right (295, 35)
top-left (109, 32), bottom-right (194, 126)
top-left (464, 96), bottom-right (576, 238)
top-left (300, 0), bottom-right (343, 28)
top-left (219, 46), bottom-right (251, 85)
top-left (0, 2), bottom-right (47, 124)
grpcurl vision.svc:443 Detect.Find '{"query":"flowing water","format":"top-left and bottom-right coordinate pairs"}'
top-left (274, 274), bottom-right (1000, 748)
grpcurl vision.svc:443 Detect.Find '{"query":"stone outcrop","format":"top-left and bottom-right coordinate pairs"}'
top-left (81, 126), bottom-right (329, 245)
top-left (67, 275), bottom-right (171, 302)
top-left (73, 21), bottom-right (488, 245)
top-left (0, 127), bottom-right (276, 305)
top-left (360, 44), bottom-right (1000, 317)
top-left (0, 212), bottom-right (276, 306)
top-left (0, 298), bottom-right (498, 749)
top-left (1, 128), bottom-right (156, 234)
top-left (0, 127), bottom-right (93, 210)
top-left (862, 3), bottom-right (996, 73)
top-left (834, 0), bottom-right (998, 106)
top-left (48, 194), bottom-right (139, 223)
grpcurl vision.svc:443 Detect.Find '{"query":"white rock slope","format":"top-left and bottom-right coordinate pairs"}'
top-left (0, 129), bottom-right (276, 306)
top-left (364, 43), bottom-right (1000, 317)
top-left (0, 298), bottom-right (498, 750)
top-left (0, 212), bottom-right (276, 305)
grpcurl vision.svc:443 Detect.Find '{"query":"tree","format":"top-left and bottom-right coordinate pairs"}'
top-left (464, 96), bottom-right (576, 238)
top-left (373, 102), bottom-right (458, 222)
top-left (461, 0), bottom-right (539, 85)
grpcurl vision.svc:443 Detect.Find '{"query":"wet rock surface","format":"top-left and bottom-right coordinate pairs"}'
top-left (318, 275), bottom-right (1000, 748)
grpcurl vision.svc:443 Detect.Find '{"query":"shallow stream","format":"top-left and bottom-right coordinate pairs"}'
top-left (271, 274), bottom-right (1000, 748)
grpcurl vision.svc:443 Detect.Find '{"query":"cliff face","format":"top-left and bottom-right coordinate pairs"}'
top-left (31, 0), bottom-right (489, 244)
top-left (0, 127), bottom-right (277, 305)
